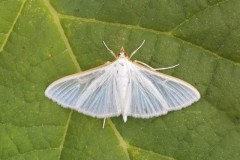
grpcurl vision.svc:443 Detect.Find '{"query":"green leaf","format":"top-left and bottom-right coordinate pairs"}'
top-left (0, 0), bottom-right (239, 159)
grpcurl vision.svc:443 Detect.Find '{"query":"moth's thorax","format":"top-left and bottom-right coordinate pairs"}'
top-left (116, 58), bottom-right (129, 76)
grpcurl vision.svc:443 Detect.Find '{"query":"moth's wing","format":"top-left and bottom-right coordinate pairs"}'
top-left (126, 61), bottom-right (200, 118)
top-left (45, 61), bottom-right (121, 118)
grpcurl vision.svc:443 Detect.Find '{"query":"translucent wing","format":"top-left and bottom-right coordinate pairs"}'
top-left (125, 61), bottom-right (200, 118)
top-left (45, 61), bottom-right (121, 118)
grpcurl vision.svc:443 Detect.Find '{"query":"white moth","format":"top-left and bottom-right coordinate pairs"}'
top-left (45, 40), bottom-right (200, 128)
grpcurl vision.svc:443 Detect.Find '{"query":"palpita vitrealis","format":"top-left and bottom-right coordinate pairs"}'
top-left (45, 41), bottom-right (200, 128)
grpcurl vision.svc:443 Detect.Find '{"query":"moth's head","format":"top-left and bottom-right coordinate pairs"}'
top-left (117, 47), bottom-right (128, 58)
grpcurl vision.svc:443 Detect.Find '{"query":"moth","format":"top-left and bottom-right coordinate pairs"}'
top-left (45, 41), bottom-right (200, 128)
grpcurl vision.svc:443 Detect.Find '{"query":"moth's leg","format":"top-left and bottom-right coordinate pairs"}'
top-left (103, 41), bottom-right (116, 58)
top-left (129, 40), bottom-right (145, 59)
top-left (135, 60), bottom-right (179, 71)
top-left (102, 118), bottom-right (106, 128)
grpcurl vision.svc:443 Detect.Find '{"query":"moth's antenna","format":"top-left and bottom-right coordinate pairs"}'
top-left (103, 41), bottom-right (116, 58)
top-left (129, 40), bottom-right (145, 59)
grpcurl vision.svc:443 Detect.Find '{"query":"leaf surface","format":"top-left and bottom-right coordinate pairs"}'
top-left (0, 0), bottom-right (239, 159)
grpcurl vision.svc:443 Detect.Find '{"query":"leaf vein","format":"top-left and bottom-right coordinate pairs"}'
top-left (169, 0), bottom-right (229, 32)
top-left (43, 0), bottom-right (82, 72)
top-left (129, 144), bottom-right (176, 160)
top-left (0, 0), bottom-right (27, 52)
top-left (59, 14), bottom-right (239, 65)
top-left (42, 0), bottom-right (82, 159)
top-left (108, 119), bottom-right (131, 160)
